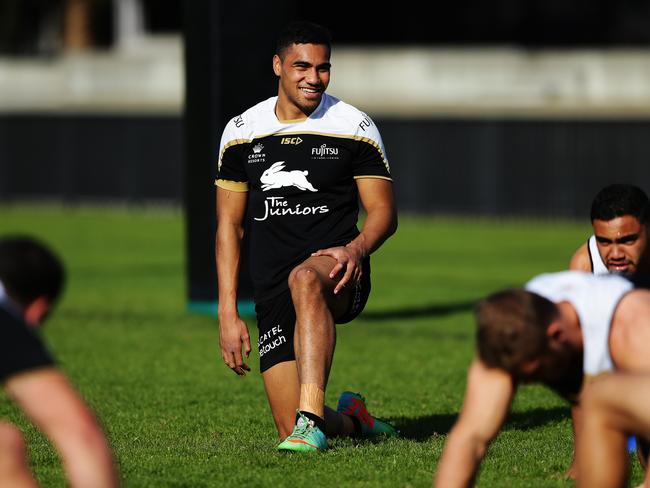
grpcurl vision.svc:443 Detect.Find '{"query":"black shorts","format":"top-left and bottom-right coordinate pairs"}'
top-left (256, 258), bottom-right (371, 373)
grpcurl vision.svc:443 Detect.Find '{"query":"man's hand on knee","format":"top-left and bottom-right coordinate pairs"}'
top-left (311, 245), bottom-right (363, 295)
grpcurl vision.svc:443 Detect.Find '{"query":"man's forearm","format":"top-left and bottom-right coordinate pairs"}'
top-left (216, 221), bottom-right (243, 316)
top-left (7, 370), bottom-right (119, 488)
top-left (59, 419), bottom-right (119, 488)
top-left (348, 204), bottom-right (397, 257)
top-left (434, 428), bottom-right (484, 488)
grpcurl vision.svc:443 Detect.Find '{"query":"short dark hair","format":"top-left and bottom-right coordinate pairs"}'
top-left (0, 235), bottom-right (65, 308)
top-left (590, 184), bottom-right (650, 224)
top-left (276, 21), bottom-right (332, 58)
top-left (475, 289), bottom-right (558, 375)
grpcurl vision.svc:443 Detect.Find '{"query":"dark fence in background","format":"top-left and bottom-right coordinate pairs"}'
top-left (1, 113), bottom-right (650, 218)
top-left (0, 114), bottom-right (183, 203)
top-left (380, 118), bottom-right (650, 218)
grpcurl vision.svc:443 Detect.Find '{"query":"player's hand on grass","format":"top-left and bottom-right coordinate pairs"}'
top-left (218, 313), bottom-right (251, 376)
top-left (563, 462), bottom-right (577, 480)
top-left (312, 243), bottom-right (364, 294)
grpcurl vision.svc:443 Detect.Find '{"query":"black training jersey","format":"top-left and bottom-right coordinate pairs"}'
top-left (216, 93), bottom-right (392, 302)
top-left (0, 303), bottom-right (54, 382)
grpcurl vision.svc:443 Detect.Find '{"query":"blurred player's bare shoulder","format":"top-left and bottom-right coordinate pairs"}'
top-left (609, 288), bottom-right (650, 371)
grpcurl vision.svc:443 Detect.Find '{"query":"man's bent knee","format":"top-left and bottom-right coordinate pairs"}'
top-left (289, 266), bottom-right (326, 297)
top-left (580, 378), bottom-right (632, 434)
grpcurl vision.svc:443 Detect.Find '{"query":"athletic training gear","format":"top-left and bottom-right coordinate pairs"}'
top-left (216, 93), bottom-right (391, 303)
top-left (525, 271), bottom-right (633, 377)
top-left (337, 391), bottom-right (397, 437)
top-left (587, 235), bottom-right (608, 275)
top-left (256, 259), bottom-right (371, 373)
top-left (277, 411), bottom-right (328, 453)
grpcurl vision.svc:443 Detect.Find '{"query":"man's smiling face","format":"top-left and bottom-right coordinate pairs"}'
top-left (273, 43), bottom-right (331, 120)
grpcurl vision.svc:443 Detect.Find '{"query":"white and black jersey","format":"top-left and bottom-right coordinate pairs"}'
top-left (216, 94), bottom-right (392, 302)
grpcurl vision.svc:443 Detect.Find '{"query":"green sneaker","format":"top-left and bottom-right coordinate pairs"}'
top-left (277, 412), bottom-right (328, 452)
top-left (337, 391), bottom-right (397, 438)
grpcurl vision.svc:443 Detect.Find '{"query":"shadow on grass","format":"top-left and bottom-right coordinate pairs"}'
top-left (360, 300), bottom-right (478, 321)
top-left (393, 412), bottom-right (458, 441)
top-left (60, 300), bottom-right (478, 324)
top-left (58, 308), bottom-right (190, 323)
top-left (394, 406), bottom-right (571, 441)
top-left (504, 406), bottom-right (572, 430)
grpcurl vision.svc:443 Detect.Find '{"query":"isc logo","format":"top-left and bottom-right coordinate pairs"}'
top-left (280, 137), bottom-right (303, 145)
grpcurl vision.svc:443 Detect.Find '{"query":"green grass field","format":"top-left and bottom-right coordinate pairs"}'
top-left (0, 205), bottom-right (642, 487)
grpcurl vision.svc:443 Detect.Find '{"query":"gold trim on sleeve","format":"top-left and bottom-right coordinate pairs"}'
top-left (353, 175), bottom-right (393, 182)
top-left (215, 179), bottom-right (250, 192)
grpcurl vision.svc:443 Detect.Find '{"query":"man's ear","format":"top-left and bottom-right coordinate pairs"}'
top-left (23, 296), bottom-right (51, 327)
top-left (273, 54), bottom-right (282, 77)
top-left (546, 320), bottom-right (565, 344)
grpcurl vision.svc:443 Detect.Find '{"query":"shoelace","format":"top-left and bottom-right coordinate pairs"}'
top-left (292, 414), bottom-right (316, 439)
top-left (291, 425), bottom-right (313, 440)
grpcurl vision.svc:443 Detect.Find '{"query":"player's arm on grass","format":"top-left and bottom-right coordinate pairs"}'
top-left (569, 242), bottom-right (591, 272)
top-left (216, 187), bottom-right (251, 376)
top-left (312, 178), bottom-right (397, 294)
top-left (434, 358), bottom-right (515, 488)
top-left (563, 404), bottom-right (582, 479)
top-left (5, 368), bottom-right (119, 488)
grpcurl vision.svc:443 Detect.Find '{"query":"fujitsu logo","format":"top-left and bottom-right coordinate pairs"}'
top-left (311, 144), bottom-right (339, 157)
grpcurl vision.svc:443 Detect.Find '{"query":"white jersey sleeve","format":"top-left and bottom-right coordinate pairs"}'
top-left (215, 110), bottom-right (254, 191)
top-left (352, 111), bottom-right (390, 178)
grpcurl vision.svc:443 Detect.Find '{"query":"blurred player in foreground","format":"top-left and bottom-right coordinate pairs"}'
top-left (0, 236), bottom-right (119, 488)
top-left (215, 21), bottom-right (398, 452)
top-left (433, 270), bottom-right (650, 487)
top-left (577, 372), bottom-right (650, 487)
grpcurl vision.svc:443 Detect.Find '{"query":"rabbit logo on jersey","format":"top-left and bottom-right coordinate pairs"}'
top-left (254, 161), bottom-right (329, 221)
top-left (260, 161), bottom-right (317, 192)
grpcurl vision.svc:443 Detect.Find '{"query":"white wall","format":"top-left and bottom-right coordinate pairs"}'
top-left (2, 38), bottom-right (650, 117)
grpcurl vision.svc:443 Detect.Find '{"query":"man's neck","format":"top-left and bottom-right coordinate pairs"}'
top-left (274, 93), bottom-right (318, 122)
top-left (274, 103), bottom-right (308, 123)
